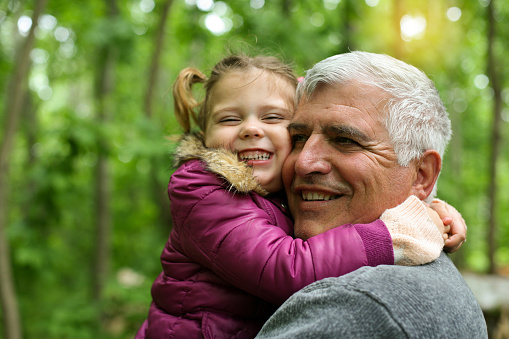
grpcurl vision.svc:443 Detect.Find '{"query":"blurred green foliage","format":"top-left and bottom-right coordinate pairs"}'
top-left (0, 0), bottom-right (508, 337)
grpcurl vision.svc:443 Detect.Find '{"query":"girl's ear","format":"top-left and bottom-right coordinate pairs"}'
top-left (411, 150), bottom-right (442, 200)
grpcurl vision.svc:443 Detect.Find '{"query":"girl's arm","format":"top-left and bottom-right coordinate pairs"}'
top-left (169, 160), bottom-right (441, 305)
top-left (383, 197), bottom-right (468, 262)
top-left (381, 196), bottom-right (444, 266)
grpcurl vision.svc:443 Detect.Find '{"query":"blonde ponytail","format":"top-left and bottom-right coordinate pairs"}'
top-left (172, 68), bottom-right (207, 133)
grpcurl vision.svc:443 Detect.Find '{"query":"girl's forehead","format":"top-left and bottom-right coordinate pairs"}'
top-left (220, 69), bottom-right (267, 84)
top-left (209, 70), bottom-right (291, 101)
top-left (206, 69), bottom-right (296, 116)
top-left (242, 70), bottom-right (293, 93)
top-left (220, 69), bottom-right (262, 85)
top-left (220, 68), bottom-right (293, 87)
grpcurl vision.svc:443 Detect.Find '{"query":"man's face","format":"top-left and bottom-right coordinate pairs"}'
top-left (282, 83), bottom-right (418, 240)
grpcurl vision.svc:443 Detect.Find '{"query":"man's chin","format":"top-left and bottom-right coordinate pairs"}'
top-left (293, 222), bottom-right (332, 240)
top-left (294, 229), bottom-right (312, 241)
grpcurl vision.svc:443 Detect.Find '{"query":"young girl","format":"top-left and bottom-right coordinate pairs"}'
top-left (136, 54), bottom-right (453, 338)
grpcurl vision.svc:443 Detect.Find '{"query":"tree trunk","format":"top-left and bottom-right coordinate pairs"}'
top-left (339, 0), bottom-right (353, 53)
top-left (449, 107), bottom-right (466, 268)
top-left (0, 1), bottom-right (47, 338)
top-left (281, 0), bottom-right (292, 17)
top-left (486, 0), bottom-right (503, 275)
top-left (392, 0), bottom-right (403, 59)
top-left (144, 0), bottom-right (175, 230)
top-left (144, 0), bottom-right (174, 119)
top-left (91, 0), bottom-right (119, 304)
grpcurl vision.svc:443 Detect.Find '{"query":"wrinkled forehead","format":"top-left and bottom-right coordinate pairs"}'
top-left (295, 81), bottom-right (390, 122)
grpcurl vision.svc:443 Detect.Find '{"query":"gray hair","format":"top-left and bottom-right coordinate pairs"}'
top-left (297, 51), bottom-right (452, 199)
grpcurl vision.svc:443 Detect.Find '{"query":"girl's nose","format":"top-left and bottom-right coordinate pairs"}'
top-left (239, 122), bottom-right (264, 139)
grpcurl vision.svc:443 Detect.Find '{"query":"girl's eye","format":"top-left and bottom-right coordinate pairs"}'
top-left (219, 117), bottom-right (241, 124)
top-left (263, 114), bottom-right (284, 122)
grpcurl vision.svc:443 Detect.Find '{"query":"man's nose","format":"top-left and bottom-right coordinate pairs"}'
top-left (294, 136), bottom-right (332, 176)
top-left (239, 120), bottom-right (264, 139)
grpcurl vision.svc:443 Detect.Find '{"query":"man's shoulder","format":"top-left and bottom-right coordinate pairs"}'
top-left (312, 252), bottom-right (459, 293)
top-left (297, 252), bottom-right (484, 322)
top-left (257, 253), bottom-right (488, 339)
top-left (297, 253), bottom-right (487, 337)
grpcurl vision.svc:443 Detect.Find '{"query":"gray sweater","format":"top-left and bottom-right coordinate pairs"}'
top-left (256, 252), bottom-right (487, 338)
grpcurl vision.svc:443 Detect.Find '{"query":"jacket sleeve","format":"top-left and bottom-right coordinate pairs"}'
top-left (381, 195), bottom-right (444, 266)
top-left (169, 161), bottom-right (393, 305)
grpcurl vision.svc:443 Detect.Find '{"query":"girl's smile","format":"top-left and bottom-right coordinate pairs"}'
top-left (204, 70), bottom-right (295, 193)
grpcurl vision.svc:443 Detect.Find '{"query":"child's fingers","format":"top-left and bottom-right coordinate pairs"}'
top-left (444, 215), bottom-right (467, 253)
top-left (425, 207), bottom-right (446, 234)
top-left (442, 225), bottom-right (451, 241)
top-left (442, 216), bottom-right (453, 226)
top-left (430, 200), bottom-right (453, 225)
top-left (444, 234), bottom-right (466, 253)
top-left (432, 199), bottom-right (467, 253)
top-left (445, 204), bottom-right (467, 239)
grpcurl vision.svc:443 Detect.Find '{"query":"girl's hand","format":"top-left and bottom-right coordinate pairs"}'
top-left (425, 206), bottom-right (450, 243)
top-left (429, 199), bottom-right (467, 253)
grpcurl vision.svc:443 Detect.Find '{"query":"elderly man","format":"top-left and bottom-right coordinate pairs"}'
top-left (256, 52), bottom-right (487, 338)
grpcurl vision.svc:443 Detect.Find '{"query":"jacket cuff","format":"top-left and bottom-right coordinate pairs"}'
top-left (380, 195), bottom-right (444, 266)
top-left (354, 219), bottom-right (394, 267)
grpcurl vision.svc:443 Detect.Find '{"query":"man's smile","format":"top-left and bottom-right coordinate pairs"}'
top-left (301, 191), bottom-right (341, 201)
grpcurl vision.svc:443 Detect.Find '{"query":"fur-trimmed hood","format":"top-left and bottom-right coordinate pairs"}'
top-left (173, 133), bottom-right (268, 196)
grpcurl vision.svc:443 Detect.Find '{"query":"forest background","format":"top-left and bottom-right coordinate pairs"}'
top-left (1, 0), bottom-right (508, 338)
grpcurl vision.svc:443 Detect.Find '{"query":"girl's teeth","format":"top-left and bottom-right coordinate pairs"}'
top-left (240, 153), bottom-right (270, 161)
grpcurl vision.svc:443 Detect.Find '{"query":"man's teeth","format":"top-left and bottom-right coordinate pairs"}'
top-left (302, 192), bottom-right (339, 201)
top-left (239, 153), bottom-right (270, 161)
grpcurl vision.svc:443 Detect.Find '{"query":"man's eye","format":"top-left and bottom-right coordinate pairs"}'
top-left (337, 137), bottom-right (354, 143)
top-left (334, 137), bottom-right (360, 147)
top-left (290, 134), bottom-right (307, 145)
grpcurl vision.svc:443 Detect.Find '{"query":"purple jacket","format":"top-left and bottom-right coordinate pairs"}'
top-left (136, 134), bottom-right (394, 339)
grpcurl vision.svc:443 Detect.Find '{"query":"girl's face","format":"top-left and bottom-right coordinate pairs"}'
top-left (204, 70), bottom-right (295, 193)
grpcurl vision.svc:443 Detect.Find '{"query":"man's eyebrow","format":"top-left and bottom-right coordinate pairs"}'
top-left (287, 122), bottom-right (310, 133)
top-left (324, 125), bottom-right (371, 142)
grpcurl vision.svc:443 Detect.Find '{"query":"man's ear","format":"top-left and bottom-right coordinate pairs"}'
top-left (411, 150), bottom-right (441, 200)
